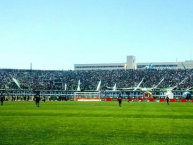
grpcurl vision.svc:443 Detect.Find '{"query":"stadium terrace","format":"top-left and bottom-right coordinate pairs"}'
top-left (0, 68), bottom-right (193, 91)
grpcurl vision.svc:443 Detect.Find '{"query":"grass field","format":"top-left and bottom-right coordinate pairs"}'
top-left (0, 101), bottom-right (193, 145)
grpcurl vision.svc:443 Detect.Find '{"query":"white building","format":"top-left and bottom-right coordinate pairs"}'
top-left (74, 56), bottom-right (193, 70)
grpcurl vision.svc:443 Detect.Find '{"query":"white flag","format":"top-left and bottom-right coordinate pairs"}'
top-left (77, 80), bottom-right (81, 91)
top-left (65, 83), bottom-right (67, 91)
top-left (113, 84), bottom-right (116, 91)
top-left (12, 78), bottom-right (21, 89)
top-left (96, 80), bottom-right (101, 91)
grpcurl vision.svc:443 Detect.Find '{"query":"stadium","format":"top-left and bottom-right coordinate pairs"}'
top-left (1, 63), bottom-right (193, 145)
top-left (1, 0), bottom-right (193, 144)
top-left (1, 55), bottom-right (193, 102)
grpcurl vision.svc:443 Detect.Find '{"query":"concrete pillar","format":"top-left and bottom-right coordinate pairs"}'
top-left (127, 56), bottom-right (136, 69)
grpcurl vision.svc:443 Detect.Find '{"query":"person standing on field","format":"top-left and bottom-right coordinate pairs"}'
top-left (166, 96), bottom-right (169, 105)
top-left (118, 94), bottom-right (122, 107)
top-left (127, 93), bottom-right (130, 102)
top-left (34, 92), bottom-right (41, 107)
top-left (1, 92), bottom-right (5, 106)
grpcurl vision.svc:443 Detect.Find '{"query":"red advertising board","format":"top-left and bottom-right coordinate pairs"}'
top-left (106, 98), bottom-right (111, 101)
top-left (159, 99), bottom-right (165, 102)
top-left (181, 99), bottom-right (186, 102)
top-left (148, 98), bottom-right (154, 102)
top-left (169, 99), bottom-right (175, 102)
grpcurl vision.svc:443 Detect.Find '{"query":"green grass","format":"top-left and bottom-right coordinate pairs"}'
top-left (0, 101), bottom-right (193, 145)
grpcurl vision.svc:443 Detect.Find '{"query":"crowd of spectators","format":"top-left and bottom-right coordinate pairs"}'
top-left (0, 69), bottom-right (193, 91)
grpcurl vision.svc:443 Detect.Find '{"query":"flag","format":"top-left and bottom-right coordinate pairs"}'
top-left (77, 80), bottom-right (81, 91)
top-left (153, 78), bottom-right (164, 89)
top-left (133, 78), bottom-right (144, 91)
top-left (96, 80), bottom-right (101, 91)
top-left (65, 83), bottom-right (67, 91)
top-left (113, 84), bottom-right (116, 91)
top-left (12, 78), bottom-right (21, 89)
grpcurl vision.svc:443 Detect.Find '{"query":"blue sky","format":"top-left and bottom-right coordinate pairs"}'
top-left (0, 0), bottom-right (193, 70)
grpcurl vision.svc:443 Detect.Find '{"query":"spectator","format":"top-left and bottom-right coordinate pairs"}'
top-left (0, 69), bottom-right (193, 91)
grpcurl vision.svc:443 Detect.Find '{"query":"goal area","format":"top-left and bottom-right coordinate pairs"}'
top-left (74, 92), bottom-right (101, 101)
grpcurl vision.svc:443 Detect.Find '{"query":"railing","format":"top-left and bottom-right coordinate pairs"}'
top-left (0, 89), bottom-right (191, 99)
